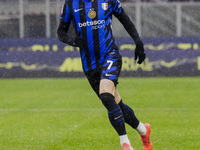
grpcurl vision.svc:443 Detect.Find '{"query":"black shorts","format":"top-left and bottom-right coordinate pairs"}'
top-left (84, 49), bottom-right (122, 96)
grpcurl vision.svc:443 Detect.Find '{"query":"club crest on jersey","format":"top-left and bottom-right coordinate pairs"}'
top-left (88, 9), bottom-right (96, 19)
top-left (102, 3), bottom-right (108, 10)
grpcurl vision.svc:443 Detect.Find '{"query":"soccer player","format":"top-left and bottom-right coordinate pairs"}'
top-left (57, 0), bottom-right (153, 149)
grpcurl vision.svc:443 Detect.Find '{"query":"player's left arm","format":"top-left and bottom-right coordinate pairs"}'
top-left (112, 0), bottom-right (146, 64)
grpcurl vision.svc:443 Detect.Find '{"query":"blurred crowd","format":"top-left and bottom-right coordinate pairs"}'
top-left (1, 0), bottom-right (200, 2)
top-left (121, 0), bottom-right (200, 2)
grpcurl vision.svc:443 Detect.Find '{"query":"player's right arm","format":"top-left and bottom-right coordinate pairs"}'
top-left (57, 1), bottom-right (83, 47)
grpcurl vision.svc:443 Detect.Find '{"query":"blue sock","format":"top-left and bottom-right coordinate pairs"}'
top-left (118, 100), bottom-right (139, 129)
top-left (99, 93), bottom-right (126, 136)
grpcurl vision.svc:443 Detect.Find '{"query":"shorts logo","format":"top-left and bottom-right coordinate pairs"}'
top-left (105, 73), bottom-right (113, 77)
top-left (88, 9), bottom-right (96, 19)
top-left (102, 3), bottom-right (108, 10)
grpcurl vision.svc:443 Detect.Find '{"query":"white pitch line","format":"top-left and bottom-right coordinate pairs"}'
top-left (0, 108), bottom-right (104, 112)
top-left (0, 108), bottom-right (199, 112)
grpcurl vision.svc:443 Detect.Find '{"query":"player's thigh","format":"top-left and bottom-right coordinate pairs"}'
top-left (99, 80), bottom-right (122, 104)
top-left (99, 79), bottom-right (115, 95)
top-left (84, 69), bottom-right (101, 97)
top-left (99, 49), bottom-right (122, 95)
top-left (114, 88), bottom-right (121, 104)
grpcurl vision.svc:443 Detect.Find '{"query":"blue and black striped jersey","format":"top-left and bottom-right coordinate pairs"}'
top-left (58, 0), bottom-right (143, 71)
top-left (60, 0), bottom-right (123, 72)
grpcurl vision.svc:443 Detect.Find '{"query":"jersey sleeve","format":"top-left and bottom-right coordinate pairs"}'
top-left (60, 1), bottom-right (71, 23)
top-left (112, 0), bottom-right (122, 17)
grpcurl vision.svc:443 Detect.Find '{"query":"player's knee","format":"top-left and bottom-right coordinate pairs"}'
top-left (114, 89), bottom-right (121, 104)
top-left (99, 93), bottom-right (117, 111)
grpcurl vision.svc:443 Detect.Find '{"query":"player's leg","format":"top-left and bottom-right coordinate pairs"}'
top-left (99, 50), bottom-right (133, 149)
top-left (114, 89), bottom-right (146, 134)
top-left (85, 67), bottom-right (129, 145)
top-left (99, 79), bottom-right (132, 149)
top-left (84, 69), bottom-right (101, 97)
top-left (114, 89), bottom-right (153, 150)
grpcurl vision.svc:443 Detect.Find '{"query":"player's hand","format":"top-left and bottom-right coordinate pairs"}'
top-left (135, 41), bottom-right (146, 64)
top-left (73, 36), bottom-right (85, 47)
top-left (73, 31), bottom-right (85, 48)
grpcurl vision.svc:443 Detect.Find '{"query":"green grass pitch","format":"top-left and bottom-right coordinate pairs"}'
top-left (0, 77), bottom-right (200, 150)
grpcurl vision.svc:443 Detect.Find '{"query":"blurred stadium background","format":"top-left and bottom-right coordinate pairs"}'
top-left (0, 0), bottom-right (200, 77)
top-left (1, 0), bottom-right (200, 38)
